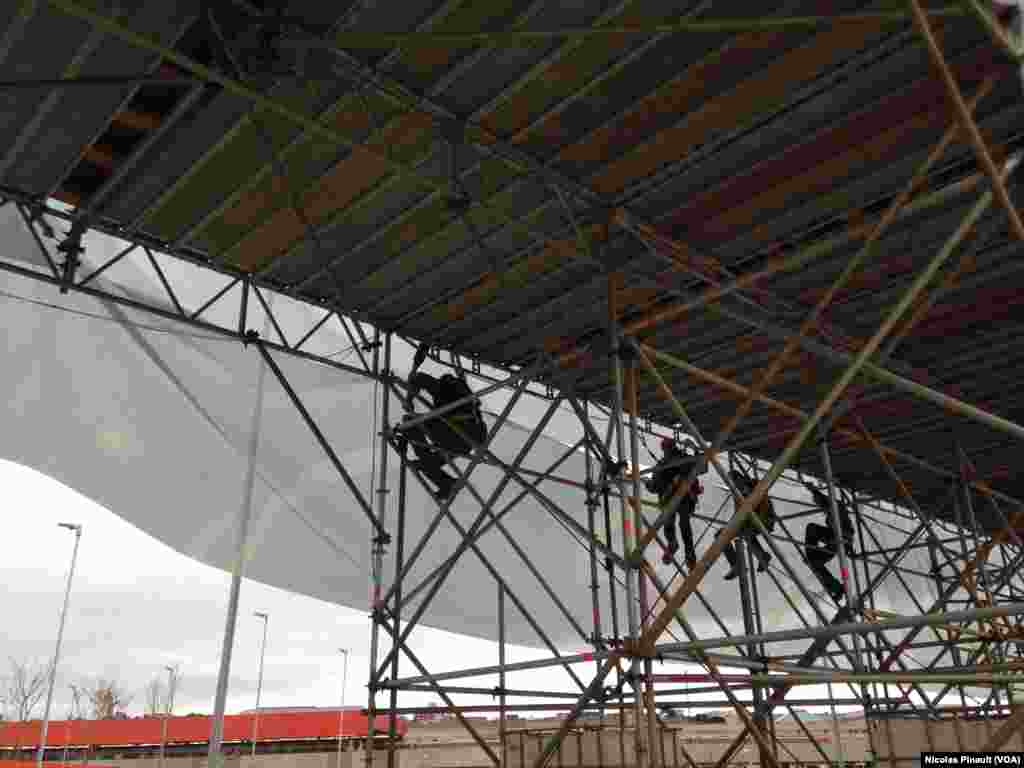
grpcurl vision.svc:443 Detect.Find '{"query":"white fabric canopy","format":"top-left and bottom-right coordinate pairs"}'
top-left (0, 206), bottom-right (942, 664)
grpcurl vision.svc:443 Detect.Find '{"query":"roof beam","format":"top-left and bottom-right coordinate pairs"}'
top-left (290, 10), bottom-right (970, 48)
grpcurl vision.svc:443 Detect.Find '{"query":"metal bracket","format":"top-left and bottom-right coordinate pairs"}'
top-left (26, 199), bottom-right (56, 240)
top-left (616, 339), bottom-right (637, 363)
top-left (57, 224), bottom-right (86, 294)
top-left (440, 118), bottom-right (465, 146)
top-left (605, 459), bottom-right (627, 479)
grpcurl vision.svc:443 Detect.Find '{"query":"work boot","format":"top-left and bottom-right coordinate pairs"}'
top-left (757, 552), bottom-right (773, 572)
top-left (392, 426), bottom-right (408, 454)
top-left (724, 568), bottom-right (737, 581)
top-left (434, 474), bottom-right (457, 503)
top-left (412, 342), bottom-right (430, 372)
top-left (686, 554), bottom-right (697, 571)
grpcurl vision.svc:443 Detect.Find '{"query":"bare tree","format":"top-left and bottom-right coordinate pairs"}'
top-left (81, 678), bottom-right (132, 719)
top-left (1, 657), bottom-right (51, 721)
top-left (143, 665), bottom-right (182, 717)
top-left (144, 679), bottom-right (163, 717)
top-left (66, 684), bottom-right (86, 720)
top-left (165, 665), bottom-right (181, 716)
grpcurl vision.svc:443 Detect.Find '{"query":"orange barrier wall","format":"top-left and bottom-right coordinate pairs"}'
top-left (0, 711), bottom-right (404, 748)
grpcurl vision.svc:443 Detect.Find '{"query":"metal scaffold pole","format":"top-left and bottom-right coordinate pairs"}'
top-left (821, 434), bottom-right (872, 714)
top-left (366, 331), bottom-right (392, 768)
top-left (608, 271), bottom-right (645, 768)
top-left (387, 378), bottom-right (407, 768)
top-left (584, 400), bottom-right (605, 674)
top-left (626, 360), bottom-right (660, 768)
top-left (498, 583), bottom-right (507, 768)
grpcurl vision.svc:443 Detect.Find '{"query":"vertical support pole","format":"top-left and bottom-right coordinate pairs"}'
top-left (386, 408), bottom-right (407, 768)
top-left (735, 535), bottom-right (767, 766)
top-left (208, 346), bottom-right (267, 768)
top-left (855, 499), bottom-right (887, 713)
top-left (499, 584), bottom-right (507, 768)
top-left (238, 275), bottom-right (250, 337)
top-left (366, 331), bottom-right (391, 768)
top-left (602, 489), bottom-right (621, 644)
top-left (627, 361), bottom-right (659, 768)
top-left (745, 533), bottom-right (774, 763)
top-left (847, 496), bottom-right (876, 716)
top-left (820, 435), bottom-right (871, 713)
top-left (607, 274), bottom-right (644, 768)
top-left (827, 681), bottom-right (846, 768)
top-left (585, 401), bottom-right (605, 666)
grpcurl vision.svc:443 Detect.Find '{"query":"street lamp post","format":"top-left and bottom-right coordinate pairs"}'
top-left (159, 665), bottom-right (176, 768)
top-left (336, 649), bottom-right (350, 768)
top-left (252, 612), bottom-right (269, 760)
top-left (36, 523), bottom-right (83, 768)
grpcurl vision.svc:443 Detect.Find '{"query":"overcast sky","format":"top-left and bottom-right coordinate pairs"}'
top-left (0, 456), bottom-right (614, 719)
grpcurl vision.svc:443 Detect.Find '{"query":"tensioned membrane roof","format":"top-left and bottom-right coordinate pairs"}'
top-left (1, 0), bottom-right (1023, 643)
top-left (0, 203), bottom-right (940, 653)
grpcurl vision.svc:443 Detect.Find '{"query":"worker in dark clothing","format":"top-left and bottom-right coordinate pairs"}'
top-left (646, 438), bottom-right (707, 568)
top-left (721, 469), bottom-right (775, 581)
top-left (804, 483), bottom-right (855, 603)
top-left (399, 343), bottom-right (487, 502)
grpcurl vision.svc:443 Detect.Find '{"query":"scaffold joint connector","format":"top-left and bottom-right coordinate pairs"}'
top-left (605, 459), bottom-right (627, 479)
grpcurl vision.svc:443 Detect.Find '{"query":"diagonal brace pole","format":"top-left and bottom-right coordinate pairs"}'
top-left (909, 0), bottom-right (1024, 240)
top-left (255, 341), bottom-right (383, 540)
top-left (638, 176), bottom-right (1003, 653)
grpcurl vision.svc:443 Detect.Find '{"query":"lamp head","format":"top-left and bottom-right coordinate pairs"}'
top-left (254, 611), bottom-right (268, 620)
top-left (58, 522), bottom-right (81, 532)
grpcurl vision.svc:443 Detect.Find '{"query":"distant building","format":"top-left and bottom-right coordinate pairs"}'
top-left (0, 710), bottom-right (404, 764)
top-left (238, 706), bottom-right (363, 715)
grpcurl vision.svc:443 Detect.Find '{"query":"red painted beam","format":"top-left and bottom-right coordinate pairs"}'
top-left (0, 711), bottom-right (404, 748)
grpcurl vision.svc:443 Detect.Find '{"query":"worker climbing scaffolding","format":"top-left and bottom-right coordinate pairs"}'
top-left (646, 437), bottom-right (707, 568)
top-left (721, 467), bottom-right (776, 581)
top-left (804, 482), bottom-right (855, 604)
top-left (397, 342), bottom-right (487, 502)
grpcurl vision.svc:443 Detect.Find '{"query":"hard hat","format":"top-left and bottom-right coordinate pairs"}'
top-left (660, 436), bottom-right (675, 452)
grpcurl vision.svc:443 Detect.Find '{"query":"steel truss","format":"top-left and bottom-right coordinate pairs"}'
top-left (5, 4), bottom-right (1024, 768)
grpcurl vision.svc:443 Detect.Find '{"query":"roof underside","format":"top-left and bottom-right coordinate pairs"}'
top-left (2, 0), bottom-right (1023, 531)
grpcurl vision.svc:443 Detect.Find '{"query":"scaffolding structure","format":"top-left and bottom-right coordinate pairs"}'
top-left (4, 2), bottom-right (1024, 767)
